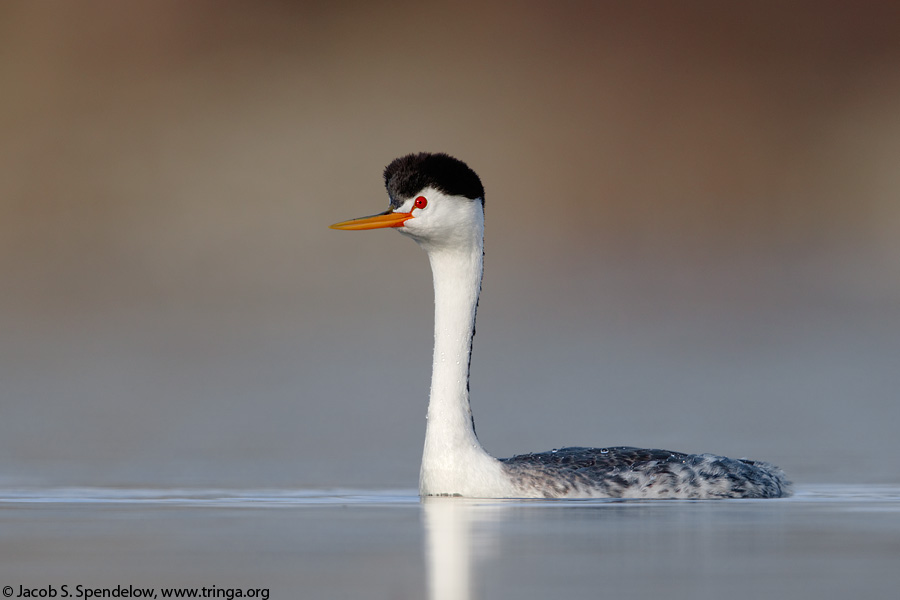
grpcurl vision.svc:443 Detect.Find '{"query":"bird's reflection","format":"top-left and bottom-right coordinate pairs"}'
top-left (423, 497), bottom-right (509, 600)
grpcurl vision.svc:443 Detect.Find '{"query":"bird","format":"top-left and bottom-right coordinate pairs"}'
top-left (330, 152), bottom-right (791, 499)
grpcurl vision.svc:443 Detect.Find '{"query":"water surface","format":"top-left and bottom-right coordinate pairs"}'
top-left (2, 485), bottom-right (898, 600)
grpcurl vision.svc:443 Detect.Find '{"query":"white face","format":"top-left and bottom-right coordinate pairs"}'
top-left (394, 186), bottom-right (485, 250)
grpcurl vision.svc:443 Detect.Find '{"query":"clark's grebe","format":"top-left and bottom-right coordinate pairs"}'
top-left (331, 152), bottom-right (790, 499)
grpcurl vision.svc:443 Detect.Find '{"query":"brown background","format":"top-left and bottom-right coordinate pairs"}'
top-left (2, 1), bottom-right (898, 487)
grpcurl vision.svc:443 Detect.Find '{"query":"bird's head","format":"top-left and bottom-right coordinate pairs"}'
top-left (330, 153), bottom-right (485, 250)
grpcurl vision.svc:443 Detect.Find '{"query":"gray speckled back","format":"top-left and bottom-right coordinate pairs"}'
top-left (501, 446), bottom-right (792, 499)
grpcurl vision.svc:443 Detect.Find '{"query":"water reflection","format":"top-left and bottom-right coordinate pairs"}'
top-left (423, 497), bottom-right (509, 600)
top-left (424, 498), bottom-right (473, 600)
top-left (422, 487), bottom-right (900, 600)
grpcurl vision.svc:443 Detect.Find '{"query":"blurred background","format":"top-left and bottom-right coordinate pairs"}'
top-left (1, 0), bottom-right (898, 489)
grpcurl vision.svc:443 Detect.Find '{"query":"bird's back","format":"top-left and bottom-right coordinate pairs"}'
top-left (500, 446), bottom-right (792, 499)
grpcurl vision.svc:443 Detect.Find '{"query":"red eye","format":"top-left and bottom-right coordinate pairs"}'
top-left (414, 196), bottom-right (428, 209)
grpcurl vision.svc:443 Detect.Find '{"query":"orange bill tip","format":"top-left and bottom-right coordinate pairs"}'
top-left (329, 211), bottom-right (413, 231)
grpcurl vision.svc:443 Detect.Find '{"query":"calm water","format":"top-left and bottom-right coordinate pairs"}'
top-left (2, 485), bottom-right (899, 600)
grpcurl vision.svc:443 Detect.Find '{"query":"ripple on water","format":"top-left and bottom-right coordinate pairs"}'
top-left (0, 484), bottom-right (899, 508)
top-left (0, 487), bottom-right (420, 507)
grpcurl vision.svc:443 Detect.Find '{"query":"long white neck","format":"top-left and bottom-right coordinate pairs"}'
top-left (413, 206), bottom-right (507, 496)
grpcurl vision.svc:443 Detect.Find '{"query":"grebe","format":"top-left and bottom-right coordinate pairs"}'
top-left (330, 152), bottom-right (791, 499)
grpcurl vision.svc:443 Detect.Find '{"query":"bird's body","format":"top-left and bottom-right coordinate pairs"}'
top-left (331, 152), bottom-right (791, 499)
